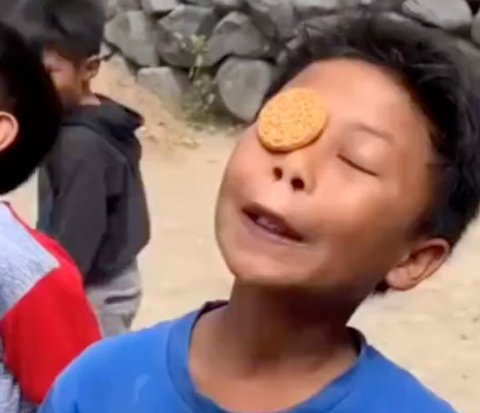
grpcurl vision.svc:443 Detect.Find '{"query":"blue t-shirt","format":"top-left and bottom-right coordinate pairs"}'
top-left (40, 304), bottom-right (456, 413)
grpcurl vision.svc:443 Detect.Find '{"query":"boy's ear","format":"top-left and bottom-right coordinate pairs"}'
top-left (385, 239), bottom-right (450, 291)
top-left (0, 112), bottom-right (18, 153)
top-left (82, 56), bottom-right (101, 82)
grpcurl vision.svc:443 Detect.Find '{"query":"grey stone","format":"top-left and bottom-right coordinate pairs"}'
top-left (380, 12), bottom-right (419, 25)
top-left (100, 43), bottom-right (115, 60)
top-left (183, 0), bottom-right (216, 6)
top-left (104, 0), bottom-right (140, 19)
top-left (105, 0), bottom-right (119, 19)
top-left (141, 0), bottom-right (180, 15)
top-left (137, 67), bottom-right (191, 112)
top-left (0, 1), bottom-right (20, 15)
top-left (245, 0), bottom-right (296, 39)
top-left (455, 38), bottom-right (480, 70)
top-left (116, 0), bottom-right (141, 10)
top-left (473, 10), bottom-right (480, 45)
top-left (359, 0), bottom-right (404, 9)
top-left (211, 0), bottom-right (244, 12)
top-left (276, 37), bottom-right (303, 66)
top-left (207, 12), bottom-right (271, 66)
top-left (402, 0), bottom-right (472, 32)
top-left (216, 57), bottom-right (275, 122)
top-left (301, 15), bottom-right (342, 37)
top-left (156, 5), bottom-right (219, 68)
top-left (105, 11), bottom-right (159, 67)
top-left (293, 0), bottom-right (360, 18)
top-left (453, 38), bottom-right (480, 82)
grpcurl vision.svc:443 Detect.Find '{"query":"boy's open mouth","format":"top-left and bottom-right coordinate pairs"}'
top-left (243, 203), bottom-right (304, 243)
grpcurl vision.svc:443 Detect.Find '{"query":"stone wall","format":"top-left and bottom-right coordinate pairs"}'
top-left (104, 0), bottom-right (480, 122)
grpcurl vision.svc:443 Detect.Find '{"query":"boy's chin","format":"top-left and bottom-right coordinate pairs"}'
top-left (232, 272), bottom-right (298, 288)
top-left (225, 255), bottom-right (310, 289)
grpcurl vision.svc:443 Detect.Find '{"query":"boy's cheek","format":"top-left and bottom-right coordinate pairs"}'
top-left (230, 128), bottom-right (270, 176)
top-left (48, 72), bottom-right (68, 95)
top-left (49, 79), bottom-right (80, 108)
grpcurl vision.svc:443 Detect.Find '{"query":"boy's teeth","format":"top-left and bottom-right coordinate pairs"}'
top-left (257, 215), bottom-right (283, 234)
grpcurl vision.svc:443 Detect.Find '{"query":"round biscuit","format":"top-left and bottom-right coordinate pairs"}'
top-left (257, 88), bottom-right (327, 152)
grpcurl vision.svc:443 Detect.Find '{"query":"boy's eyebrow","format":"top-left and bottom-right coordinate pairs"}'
top-left (346, 121), bottom-right (394, 145)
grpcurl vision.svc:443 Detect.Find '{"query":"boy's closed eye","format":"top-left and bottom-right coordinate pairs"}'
top-left (337, 143), bottom-right (387, 178)
top-left (336, 130), bottom-right (392, 178)
top-left (337, 153), bottom-right (379, 177)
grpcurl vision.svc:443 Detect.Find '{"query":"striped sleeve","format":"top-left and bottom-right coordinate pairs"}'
top-left (0, 205), bottom-right (101, 405)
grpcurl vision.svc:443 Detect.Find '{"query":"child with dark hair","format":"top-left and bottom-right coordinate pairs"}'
top-left (20, 0), bottom-right (150, 337)
top-left (41, 14), bottom-right (480, 413)
top-left (0, 21), bottom-right (100, 413)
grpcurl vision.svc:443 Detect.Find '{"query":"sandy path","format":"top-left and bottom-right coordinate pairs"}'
top-left (5, 59), bottom-right (479, 412)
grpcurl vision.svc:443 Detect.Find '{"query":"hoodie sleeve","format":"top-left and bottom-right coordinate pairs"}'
top-left (47, 127), bottom-right (107, 277)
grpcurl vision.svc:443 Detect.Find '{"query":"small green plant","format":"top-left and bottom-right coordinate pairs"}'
top-left (188, 34), bottom-right (208, 80)
top-left (182, 34), bottom-right (218, 124)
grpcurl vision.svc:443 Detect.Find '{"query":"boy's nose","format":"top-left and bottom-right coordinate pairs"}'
top-left (272, 164), bottom-right (311, 193)
top-left (268, 141), bottom-right (319, 194)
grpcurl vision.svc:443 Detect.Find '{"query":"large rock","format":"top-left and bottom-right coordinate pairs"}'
top-left (116, 0), bottom-right (141, 10)
top-left (402, 0), bottom-right (472, 32)
top-left (183, 0), bottom-right (216, 6)
top-left (207, 12), bottom-right (271, 66)
top-left (293, 0), bottom-right (360, 18)
top-left (245, 0), bottom-right (296, 40)
top-left (473, 10), bottom-right (480, 45)
top-left (216, 57), bottom-right (275, 122)
top-left (137, 67), bottom-right (190, 112)
top-left (0, 0), bottom-right (28, 22)
top-left (99, 43), bottom-right (115, 60)
top-left (141, 0), bottom-right (179, 16)
top-left (0, 1), bottom-right (20, 15)
top-left (452, 38), bottom-right (480, 82)
top-left (211, 0), bottom-right (244, 12)
top-left (359, 0), bottom-right (404, 9)
top-left (157, 5), bottom-right (219, 68)
top-left (454, 37), bottom-right (480, 69)
top-left (277, 14), bottom-right (352, 65)
top-left (276, 37), bottom-right (303, 66)
top-left (380, 11), bottom-right (419, 26)
top-left (105, 11), bottom-right (159, 67)
top-left (293, 0), bottom-right (404, 19)
top-left (301, 15), bottom-right (341, 37)
top-left (105, 0), bottom-right (119, 19)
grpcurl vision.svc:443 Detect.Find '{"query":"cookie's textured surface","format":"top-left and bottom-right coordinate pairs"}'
top-left (257, 88), bottom-right (327, 152)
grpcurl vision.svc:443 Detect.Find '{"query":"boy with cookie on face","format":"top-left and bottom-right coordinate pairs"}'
top-left (40, 15), bottom-right (480, 413)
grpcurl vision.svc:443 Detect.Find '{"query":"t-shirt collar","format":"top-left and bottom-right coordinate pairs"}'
top-left (167, 301), bottom-right (372, 413)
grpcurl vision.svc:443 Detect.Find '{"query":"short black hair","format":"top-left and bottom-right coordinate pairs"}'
top-left (0, 21), bottom-right (61, 194)
top-left (18, 0), bottom-right (105, 61)
top-left (269, 14), bottom-right (480, 291)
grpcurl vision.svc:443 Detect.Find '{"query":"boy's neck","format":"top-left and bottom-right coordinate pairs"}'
top-left (192, 282), bottom-right (358, 376)
top-left (79, 90), bottom-right (101, 106)
top-left (190, 283), bottom-right (359, 411)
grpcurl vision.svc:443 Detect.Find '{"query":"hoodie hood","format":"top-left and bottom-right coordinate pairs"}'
top-left (62, 97), bottom-right (143, 165)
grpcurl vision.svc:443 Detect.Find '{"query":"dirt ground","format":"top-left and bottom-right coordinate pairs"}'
top-left (6, 58), bottom-right (479, 412)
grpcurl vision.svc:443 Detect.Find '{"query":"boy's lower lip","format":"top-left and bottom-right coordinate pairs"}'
top-left (240, 209), bottom-right (305, 246)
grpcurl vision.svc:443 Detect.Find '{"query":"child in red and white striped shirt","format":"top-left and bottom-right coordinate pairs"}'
top-left (0, 21), bottom-right (100, 412)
